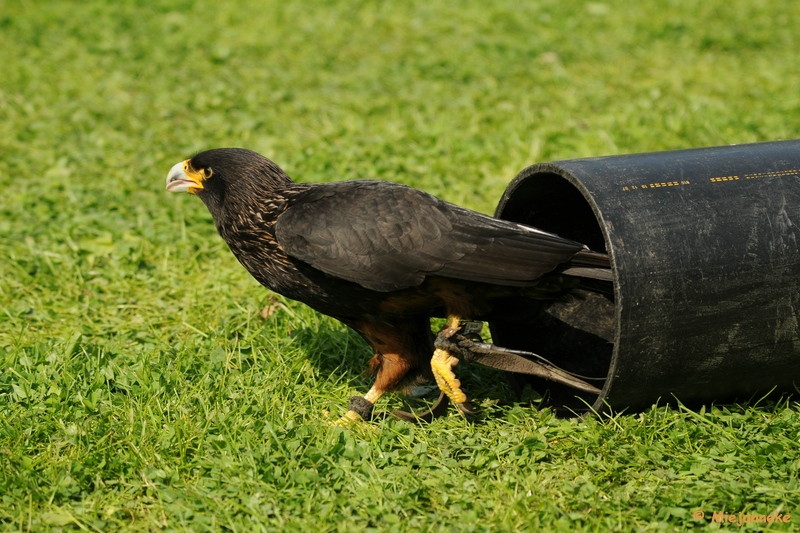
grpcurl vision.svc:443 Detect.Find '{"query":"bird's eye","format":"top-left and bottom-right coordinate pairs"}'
top-left (203, 167), bottom-right (213, 178)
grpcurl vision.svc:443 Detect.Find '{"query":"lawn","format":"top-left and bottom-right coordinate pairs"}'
top-left (2, 0), bottom-right (800, 530)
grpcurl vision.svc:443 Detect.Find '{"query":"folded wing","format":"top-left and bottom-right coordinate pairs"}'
top-left (276, 181), bottom-right (609, 292)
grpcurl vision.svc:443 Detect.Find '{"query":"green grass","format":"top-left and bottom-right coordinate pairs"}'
top-left (2, 0), bottom-right (800, 530)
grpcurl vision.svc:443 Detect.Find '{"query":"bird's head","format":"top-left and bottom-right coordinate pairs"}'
top-left (166, 148), bottom-right (293, 212)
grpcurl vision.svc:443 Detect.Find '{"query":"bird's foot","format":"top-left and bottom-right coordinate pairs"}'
top-left (335, 410), bottom-right (363, 426)
top-left (430, 347), bottom-right (474, 418)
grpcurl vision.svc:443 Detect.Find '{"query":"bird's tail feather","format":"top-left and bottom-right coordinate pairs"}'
top-left (560, 250), bottom-right (613, 282)
top-left (575, 277), bottom-right (614, 297)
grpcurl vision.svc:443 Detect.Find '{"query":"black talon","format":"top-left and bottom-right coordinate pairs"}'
top-left (390, 392), bottom-right (450, 423)
top-left (455, 401), bottom-right (477, 418)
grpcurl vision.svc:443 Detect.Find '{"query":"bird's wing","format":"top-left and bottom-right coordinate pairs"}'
top-left (275, 181), bottom-right (590, 292)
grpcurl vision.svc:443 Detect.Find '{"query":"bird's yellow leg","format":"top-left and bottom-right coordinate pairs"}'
top-left (430, 314), bottom-right (474, 416)
top-left (441, 315), bottom-right (462, 337)
top-left (430, 347), bottom-right (468, 404)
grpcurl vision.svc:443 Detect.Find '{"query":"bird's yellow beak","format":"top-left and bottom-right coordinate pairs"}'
top-left (165, 160), bottom-right (204, 194)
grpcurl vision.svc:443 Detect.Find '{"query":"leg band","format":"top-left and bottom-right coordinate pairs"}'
top-left (347, 396), bottom-right (375, 421)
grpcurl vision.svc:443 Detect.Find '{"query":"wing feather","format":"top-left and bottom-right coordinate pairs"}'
top-left (276, 180), bottom-right (600, 292)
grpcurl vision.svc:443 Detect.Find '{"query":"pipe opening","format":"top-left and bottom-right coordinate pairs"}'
top-left (490, 169), bottom-right (616, 412)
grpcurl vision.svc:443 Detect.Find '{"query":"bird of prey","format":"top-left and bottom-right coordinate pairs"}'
top-left (166, 148), bottom-right (612, 421)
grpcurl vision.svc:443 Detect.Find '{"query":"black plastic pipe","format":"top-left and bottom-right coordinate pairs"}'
top-left (491, 139), bottom-right (800, 413)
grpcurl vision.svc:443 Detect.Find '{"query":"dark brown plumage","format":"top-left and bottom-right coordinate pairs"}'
top-left (166, 148), bottom-right (612, 420)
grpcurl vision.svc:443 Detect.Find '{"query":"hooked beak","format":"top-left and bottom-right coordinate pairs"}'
top-left (166, 160), bottom-right (204, 194)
